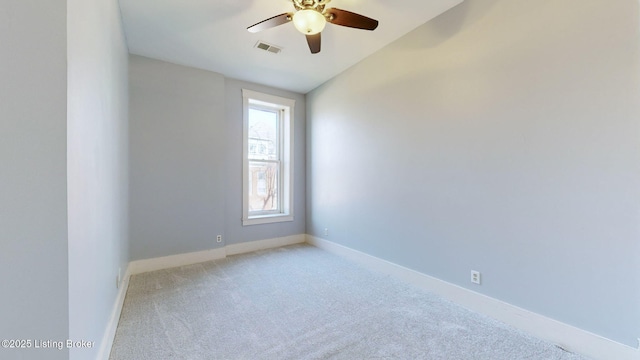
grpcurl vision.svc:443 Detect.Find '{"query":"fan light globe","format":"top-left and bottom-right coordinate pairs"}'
top-left (293, 9), bottom-right (326, 35)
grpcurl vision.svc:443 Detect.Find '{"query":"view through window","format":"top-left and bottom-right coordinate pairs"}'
top-left (248, 107), bottom-right (280, 213)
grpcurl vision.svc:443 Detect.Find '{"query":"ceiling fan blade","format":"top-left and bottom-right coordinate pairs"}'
top-left (327, 8), bottom-right (378, 30)
top-left (306, 33), bottom-right (321, 54)
top-left (247, 13), bottom-right (292, 33)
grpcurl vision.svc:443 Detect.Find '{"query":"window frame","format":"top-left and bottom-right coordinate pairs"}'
top-left (242, 89), bottom-right (294, 226)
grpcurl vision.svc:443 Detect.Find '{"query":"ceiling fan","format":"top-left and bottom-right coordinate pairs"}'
top-left (247, 0), bottom-right (379, 54)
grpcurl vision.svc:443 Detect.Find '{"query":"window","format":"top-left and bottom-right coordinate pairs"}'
top-left (242, 89), bottom-right (294, 226)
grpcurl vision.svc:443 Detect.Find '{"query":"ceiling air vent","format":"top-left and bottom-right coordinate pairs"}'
top-left (255, 41), bottom-right (282, 54)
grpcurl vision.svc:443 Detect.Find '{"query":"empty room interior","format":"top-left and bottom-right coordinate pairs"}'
top-left (2, 0), bottom-right (639, 359)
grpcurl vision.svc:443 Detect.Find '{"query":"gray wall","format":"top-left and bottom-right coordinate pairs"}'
top-left (129, 56), bottom-right (306, 260)
top-left (67, 0), bottom-right (129, 359)
top-left (0, 1), bottom-right (69, 359)
top-left (306, 0), bottom-right (640, 347)
top-left (129, 55), bottom-right (226, 260)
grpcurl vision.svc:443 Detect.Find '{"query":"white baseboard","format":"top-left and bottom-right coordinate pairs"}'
top-left (128, 234), bottom-right (307, 275)
top-left (97, 263), bottom-right (131, 360)
top-left (306, 235), bottom-right (640, 360)
top-left (225, 234), bottom-right (306, 256)
top-left (128, 248), bottom-right (227, 275)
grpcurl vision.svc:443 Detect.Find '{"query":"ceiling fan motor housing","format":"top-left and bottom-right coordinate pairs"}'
top-left (293, 0), bottom-right (330, 13)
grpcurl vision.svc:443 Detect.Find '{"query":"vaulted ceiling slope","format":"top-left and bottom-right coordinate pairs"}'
top-left (119, 0), bottom-right (463, 94)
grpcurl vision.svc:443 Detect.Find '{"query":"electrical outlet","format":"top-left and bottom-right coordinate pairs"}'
top-left (471, 270), bottom-right (481, 285)
top-left (323, 228), bottom-right (328, 236)
top-left (216, 235), bottom-right (222, 243)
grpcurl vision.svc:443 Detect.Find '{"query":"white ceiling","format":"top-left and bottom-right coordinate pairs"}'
top-left (119, 0), bottom-right (463, 94)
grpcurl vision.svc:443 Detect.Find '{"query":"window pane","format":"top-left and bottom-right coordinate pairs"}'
top-left (249, 161), bottom-right (279, 212)
top-left (248, 108), bottom-right (278, 161)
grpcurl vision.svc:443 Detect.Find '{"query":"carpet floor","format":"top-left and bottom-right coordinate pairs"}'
top-left (109, 244), bottom-right (589, 360)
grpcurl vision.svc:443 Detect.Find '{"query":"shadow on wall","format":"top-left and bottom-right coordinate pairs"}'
top-left (400, 0), bottom-right (496, 50)
top-left (319, 0), bottom-right (640, 114)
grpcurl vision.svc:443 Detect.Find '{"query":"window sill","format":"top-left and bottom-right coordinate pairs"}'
top-left (242, 214), bottom-right (294, 226)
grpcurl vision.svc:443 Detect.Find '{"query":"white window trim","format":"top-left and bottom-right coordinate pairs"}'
top-left (242, 89), bottom-right (295, 226)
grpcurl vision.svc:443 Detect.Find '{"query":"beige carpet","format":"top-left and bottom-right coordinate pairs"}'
top-left (109, 244), bottom-right (589, 359)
